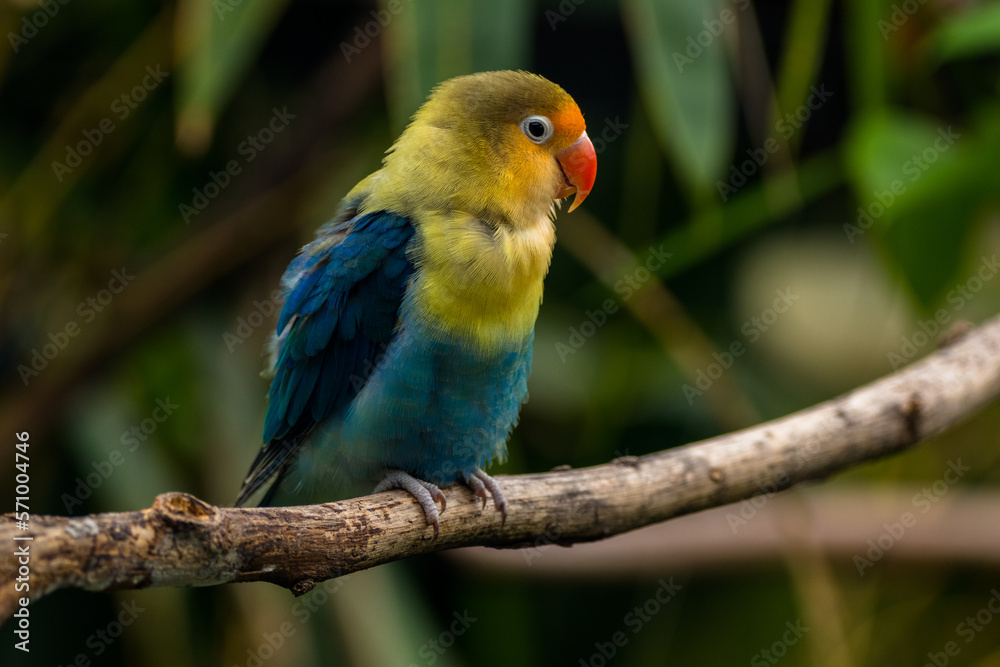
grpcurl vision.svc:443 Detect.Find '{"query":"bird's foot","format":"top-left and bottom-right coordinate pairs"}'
top-left (464, 468), bottom-right (507, 525)
top-left (374, 470), bottom-right (446, 537)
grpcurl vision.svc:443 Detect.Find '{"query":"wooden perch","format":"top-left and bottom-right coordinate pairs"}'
top-left (3, 314), bottom-right (1000, 625)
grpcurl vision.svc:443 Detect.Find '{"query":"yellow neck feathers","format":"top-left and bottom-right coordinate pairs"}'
top-left (408, 210), bottom-right (555, 351)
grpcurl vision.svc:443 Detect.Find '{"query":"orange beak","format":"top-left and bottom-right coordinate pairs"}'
top-left (555, 131), bottom-right (597, 213)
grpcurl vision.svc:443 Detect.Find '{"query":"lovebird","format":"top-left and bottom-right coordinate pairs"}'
top-left (236, 71), bottom-right (596, 534)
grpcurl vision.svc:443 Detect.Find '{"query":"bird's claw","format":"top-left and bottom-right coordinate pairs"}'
top-left (374, 470), bottom-right (446, 537)
top-left (465, 473), bottom-right (489, 509)
top-left (373, 468), bottom-right (507, 536)
top-left (466, 468), bottom-right (507, 525)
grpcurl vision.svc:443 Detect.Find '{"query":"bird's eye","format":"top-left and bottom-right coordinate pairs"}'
top-left (520, 115), bottom-right (553, 144)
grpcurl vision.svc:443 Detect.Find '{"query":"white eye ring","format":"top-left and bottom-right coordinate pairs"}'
top-left (520, 115), bottom-right (554, 144)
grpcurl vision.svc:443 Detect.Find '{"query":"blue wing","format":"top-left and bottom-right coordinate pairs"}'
top-left (236, 208), bottom-right (415, 505)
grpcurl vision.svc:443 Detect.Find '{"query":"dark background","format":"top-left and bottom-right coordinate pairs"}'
top-left (3, 0), bottom-right (1000, 665)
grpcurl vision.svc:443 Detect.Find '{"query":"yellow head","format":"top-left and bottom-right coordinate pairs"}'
top-left (367, 70), bottom-right (597, 228)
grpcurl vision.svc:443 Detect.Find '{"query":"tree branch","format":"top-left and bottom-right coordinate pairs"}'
top-left (449, 488), bottom-right (1000, 576)
top-left (3, 315), bottom-right (999, 624)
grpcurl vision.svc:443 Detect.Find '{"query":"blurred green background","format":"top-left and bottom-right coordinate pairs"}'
top-left (3, 0), bottom-right (1000, 665)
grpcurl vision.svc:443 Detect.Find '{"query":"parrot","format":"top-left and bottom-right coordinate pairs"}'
top-left (235, 70), bottom-right (597, 535)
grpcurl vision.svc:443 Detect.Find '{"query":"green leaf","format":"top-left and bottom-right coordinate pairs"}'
top-left (845, 110), bottom-right (983, 306)
top-left (623, 0), bottom-right (735, 201)
top-left (174, 0), bottom-right (291, 155)
top-left (844, 111), bottom-right (944, 207)
top-left (880, 175), bottom-right (982, 308)
top-left (383, 0), bottom-right (532, 132)
top-left (844, 0), bottom-right (888, 111)
top-left (933, 2), bottom-right (1000, 62)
